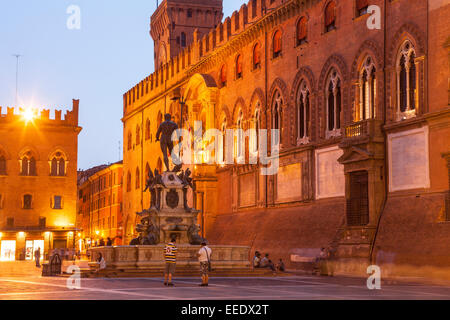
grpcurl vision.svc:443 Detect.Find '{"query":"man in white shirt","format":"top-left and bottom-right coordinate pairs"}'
top-left (196, 241), bottom-right (212, 287)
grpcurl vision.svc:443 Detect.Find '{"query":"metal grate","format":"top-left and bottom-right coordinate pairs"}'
top-left (347, 171), bottom-right (369, 226)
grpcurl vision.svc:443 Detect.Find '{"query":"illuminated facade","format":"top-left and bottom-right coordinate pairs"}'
top-left (77, 161), bottom-right (124, 250)
top-left (0, 100), bottom-right (81, 261)
top-left (122, 0), bottom-right (450, 277)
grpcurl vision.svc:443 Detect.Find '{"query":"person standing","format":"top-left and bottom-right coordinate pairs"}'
top-left (106, 237), bottom-right (113, 246)
top-left (197, 241), bottom-right (212, 287)
top-left (164, 236), bottom-right (178, 287)
top-left (34, 247), bottom-right (41, 268)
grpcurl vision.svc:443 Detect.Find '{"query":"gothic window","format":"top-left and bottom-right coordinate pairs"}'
top-left (396, 40), bottom-right (417, 119)
top-left (187, 9), bottom-right (193, 18)
top-left (297, 80), bottom-right (310, 144)
top-left (253, 43), bottom-right (261, 69)
top-left (272, 91), bottom-right (283, 146)
top-left (181, 32), bottom-right (186, 47)
top-left (252, 105), bottom-right (261, 154)
top-left (325, 1), bottom-right (336, 32)
top-left (273, 30), bottom-right (282, 58)
top-left (297, 17), bottom-right (307, 46)
top-left (50, 152), bottom-right (66, 176)
top-left (356, 0), bottom-right (369, 17)
top-left (127, 131), bottom-right (132, 150)
top-left (126, 171), bottom-right (131, 192)
top-left (326, 70), bottom-right (342, 137)
top-left (0, 155), bottom-right (6, 175)
top-left (220, 64), bottom-right (227, 87)
top-left (220, 117), bottom-right (227, 164)
top-left (236, 110), bottom-right (244, 160)
top-left (145, 119), bottom-right (151, 141)
top-left (236, 55), bottom-right (243, 79)
top-left (358, 56), bottom-right (377, 121)
top-left (136, 125), bottom-right (141, 146)
top-left (135, 167), bottom-right (140, 190)
top-left (21, 152), bottom-right (37, 176)
top-left (23, 194), bottom-right (32, 209)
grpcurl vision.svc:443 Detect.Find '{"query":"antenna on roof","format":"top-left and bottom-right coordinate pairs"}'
top-left (12, 54), bottom-right (22, 107)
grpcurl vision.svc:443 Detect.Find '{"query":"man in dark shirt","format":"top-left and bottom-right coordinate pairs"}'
top-left (156, 114), bottom-right (179, 172)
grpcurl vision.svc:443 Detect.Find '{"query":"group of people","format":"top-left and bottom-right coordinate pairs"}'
top-left (96, 237), bottom-right (114, 247)
top-left (164, 236), bottom-right (212, 287)
top-left (252, 251), bottom-right (285, 273)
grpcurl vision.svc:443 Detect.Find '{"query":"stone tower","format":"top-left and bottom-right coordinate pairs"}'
top-left (150, 0), bottom-right (223, 69)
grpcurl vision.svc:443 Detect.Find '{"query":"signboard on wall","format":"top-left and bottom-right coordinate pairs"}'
top-left (388, 126), bottom-right (430, 192)
top-left (315, 146), bottom-right (345, 199)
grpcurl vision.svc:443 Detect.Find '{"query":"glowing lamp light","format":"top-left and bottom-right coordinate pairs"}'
top-left (95, 230), bottom-right (100, 236)
top-left (18, 232), bottom-right (25, 237)
top-left (0, 232), bottom-right (2, 238)
top-left (78, 233), bottom-right (81, 237)
top-left (22, 108), bottom-right (35, 123)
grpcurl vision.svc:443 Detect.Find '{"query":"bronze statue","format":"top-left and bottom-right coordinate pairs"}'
top-left (156, 113), bottom-right (179, 172)
top-left (143, 169), bottom-right (157, 210)
top-left (178, 168), bottom-right (195, 212)
top-left (187, 224), bottom-right (206, 245)
top-left (130, 211), bottom-right (160, 245)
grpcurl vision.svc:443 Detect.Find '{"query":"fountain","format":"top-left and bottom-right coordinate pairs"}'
top-left (88, 114), bottom-right (250, 276)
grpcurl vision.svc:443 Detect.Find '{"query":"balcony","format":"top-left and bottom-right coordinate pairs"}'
top-left (341, 119), bottom-right (384, 147)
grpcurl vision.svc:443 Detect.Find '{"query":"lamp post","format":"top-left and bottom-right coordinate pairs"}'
top-left (170, 87), bottom-right (186, 129)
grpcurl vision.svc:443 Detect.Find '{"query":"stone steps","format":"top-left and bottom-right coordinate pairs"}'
top-left (70, 268), bottom-right (287, 279)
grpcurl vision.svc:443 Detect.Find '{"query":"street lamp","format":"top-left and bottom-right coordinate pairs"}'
top-left (170, 87), bottom-right (186, 129)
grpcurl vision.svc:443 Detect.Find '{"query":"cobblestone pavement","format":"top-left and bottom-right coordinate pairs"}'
top-left (1, 262), bottom-right (450, 300)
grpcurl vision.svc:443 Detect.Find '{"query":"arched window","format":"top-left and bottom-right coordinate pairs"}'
top-left (0, 155), bottom-right (6, 175)
top-left (253, 43), bottom-right (261, 69)
top-left (356, 0), bottom-right (369, 17)
top-left (157, 112), bottom-right (163, 128)
top-left (126, 171), bottom-right (131, 192)
top-left (127, 131), bottom-right (132, 150)
top-left (50, 152), bottom-right (66, 176)
top-left (23, 194), bottom-right (32, 209)
top-left (135, 167), bottom-right (140, 189)
top-left (21, 152), bottom-right (37, 176)
top-left (220, 65), bottom-right (227, 87)
top-left (297, 17), bottom-right (307, 46)
top-left (181, 32), bottom-right (187, 47)
top-left (252, 105), bottom-right (261, 154)
top-left (145, 119), bottom-right (151, 141)
top-left (136, 125), bottom-right (141, 146)
top-left (273, 30), bottom-right (282, 58)
top-left (145, 163), bottom-right (151, 180)
top-left (236, 110), bottom-right (244, 160)
top-left (396, 40), bottom-right (417, 118)
top-left (236, 55), bottom-right (243, 79)
top-left (220, 117), bottom-right (227, 164)
top-left (325, 1), bottom-right (336, 32)
top-left (272, 91), bottom-right (283, 146)
top-left (326, 70), bottom-right (342, 137)
top-left (358, 56), bottom-right (377, 121)
top-left (297, 80), bottom-right (310, 144)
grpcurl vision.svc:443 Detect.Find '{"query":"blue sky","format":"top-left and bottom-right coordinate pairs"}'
top-left (0, 0), bottom-right (246, 170)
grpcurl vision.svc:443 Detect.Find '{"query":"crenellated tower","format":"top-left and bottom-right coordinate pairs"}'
top-left (150, 0), bottom-right (223, 70)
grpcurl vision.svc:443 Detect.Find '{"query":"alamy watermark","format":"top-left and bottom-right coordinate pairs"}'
top-left (366, 265), bottom-right (381, 290)
top-left (169, 122), bottom-right (280, 175)
top-left (66, 265), bottom-right (81, 290)
top-left (67, 5), bottom-right (81, 30)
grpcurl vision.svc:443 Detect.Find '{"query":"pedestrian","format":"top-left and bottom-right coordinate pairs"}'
top-left (96, 252), bottom-right (107, 273)
top-left (34, 247), bottom-right (41, 268)
top-left (99, 238), bottom-right (105, 247)
top-left (164, 236), bottom-right (178, 287)
top-left (252, 251), bottom-right (261, 268)
top-left (267, 259), bottom-right (276, 273)
top-left (260, 253), bottom-right (270, 268)
top-left (276, 259), bottom-right (285, 272)
top-left (106, 237), bottom-right (113, 246)
top-left (197, 241), bottom-right (212, 287)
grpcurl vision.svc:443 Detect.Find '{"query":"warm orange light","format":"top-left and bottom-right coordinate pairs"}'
top-left (18, 232), bottom-right (25, 237)
top-left (78, 233), bottom-right (81, 237)
top-left (95, 230), bottom-right (100, 235)
top-left (22, 108), bottom-right (35, 123)
top-left (0, 232), bottom-right (2, 238)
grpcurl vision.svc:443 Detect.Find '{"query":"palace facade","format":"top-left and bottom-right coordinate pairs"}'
top-left (77, 161), bottom-right (124, 250)
top-left (0, 100), bottom-right (81, 261)
top-left (122, 0), bottom-right (450, 277)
